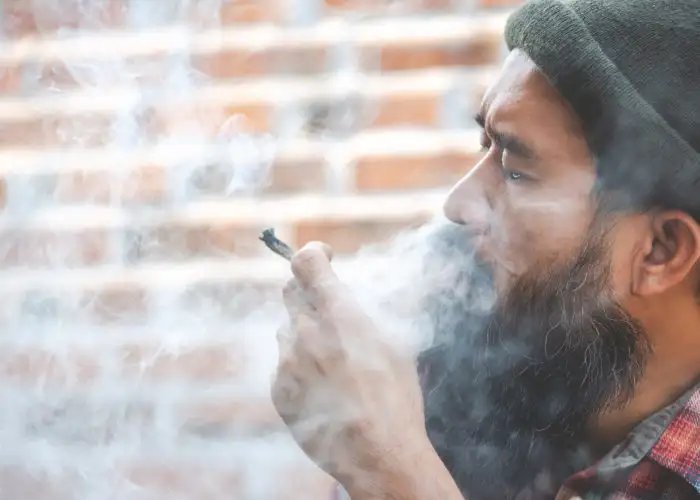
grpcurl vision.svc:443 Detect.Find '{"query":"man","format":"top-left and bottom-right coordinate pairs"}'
top-left (271, 0), bottom-right (700, 498)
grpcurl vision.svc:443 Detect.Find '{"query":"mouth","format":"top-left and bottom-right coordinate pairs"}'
top-left (473, 236), bottom-right (519, 282)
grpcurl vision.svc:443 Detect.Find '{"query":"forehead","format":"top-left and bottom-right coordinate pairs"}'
top-left (479, 49), bottom-right (594, 179)
top-left (481, 50), bottom-right (575, 128)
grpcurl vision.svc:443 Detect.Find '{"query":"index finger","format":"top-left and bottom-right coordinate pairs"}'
top-left (290, 241), bottom-right (340, 309)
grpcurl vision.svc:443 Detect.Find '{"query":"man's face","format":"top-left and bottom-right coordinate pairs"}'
top-left (420, 50), bottom-right (652, 499)
top-left (444, 49), bottom-right (599, 291)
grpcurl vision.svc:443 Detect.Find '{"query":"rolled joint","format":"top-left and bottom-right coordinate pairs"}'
top-left (259, 228), bottom-right (296, 261)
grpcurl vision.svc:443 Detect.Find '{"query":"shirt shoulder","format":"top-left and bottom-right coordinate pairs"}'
top-left (558, 385), bottom-right (700, 500)
top-left (646, 388), bottom-right (700, 494)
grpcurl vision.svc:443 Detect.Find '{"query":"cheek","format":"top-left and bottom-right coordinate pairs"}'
top-left (486, 197), bottom-right (594, 279)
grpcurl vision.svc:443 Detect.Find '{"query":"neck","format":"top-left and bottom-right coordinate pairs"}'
top-left (587, 296), bottom-right (700, 455)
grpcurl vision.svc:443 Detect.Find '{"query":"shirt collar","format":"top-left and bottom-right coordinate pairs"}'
top-left (597, 382), bottom-right (700, 493)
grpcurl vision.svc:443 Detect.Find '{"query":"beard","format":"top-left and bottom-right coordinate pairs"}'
top-left (417, 221), bottom-right (651, 500)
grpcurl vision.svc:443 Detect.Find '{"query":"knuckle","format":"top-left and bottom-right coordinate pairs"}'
top-left (295, 314), bottom-right (318, 341)
top-left (291, 245), bottom-right (323, 275)
top-left (282, 279), bottom-right (298, 297)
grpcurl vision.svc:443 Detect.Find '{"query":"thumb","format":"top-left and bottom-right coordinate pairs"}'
top-left (291, 241), bottom-right (339, 306)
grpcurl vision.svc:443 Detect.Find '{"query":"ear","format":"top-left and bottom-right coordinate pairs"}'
top-left (632, 211), bottom-right (700, 296)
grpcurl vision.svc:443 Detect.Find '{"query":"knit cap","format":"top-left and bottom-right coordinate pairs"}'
top-left (504, 0), bottom-right (700, 219)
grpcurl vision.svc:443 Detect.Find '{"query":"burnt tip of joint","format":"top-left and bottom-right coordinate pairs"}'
top-left (258, 228), bottom-right (277, 244)
top-left (259, 227), bottom-right (295, 260)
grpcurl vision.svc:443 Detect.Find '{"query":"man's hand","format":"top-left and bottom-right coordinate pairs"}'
top-left (271, 242), bottom-right (425, 473)
top-left (270, 242), bottom-right (466, 500)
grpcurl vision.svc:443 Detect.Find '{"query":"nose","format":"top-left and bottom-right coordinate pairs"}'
top-left (442, 161), bottom-right (491, 229)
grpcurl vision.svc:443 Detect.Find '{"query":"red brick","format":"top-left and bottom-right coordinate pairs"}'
top-left (301, 96), bottom-right (369, 136)
top-left (0, 228), bottom-right (110, 269)
top-left (266, 46), bottom-right (331, 76)
top-left (192, 50), bottom-right (266, 80)
top-left (0, 120), bottom-right (43, 149)
top-left (419, 0), bottom-right (456, 9)
top-left (6, 0), bottom-right (126, 36)
top-left (53, 170), bottom-right (112, 205)
top-left (325, 0), bottom-right (453, 13)
top-left (120, 343), bottom-right (247, 382)
top-left (372, 92), bottom-right (440, 128)
top-left (300, 92), bottom-right (441, 134)
top-left (192, 46), bottom-right (329, 79)
top-left (0, 104), bottom-right (269, 152)
top-left (294, 217), bottom-right (430, 254)
top-left (264, 157), bottom-right (328, 194)
top-left (324, 0), bottom-right (399, 12)
top-left (119, 165), bottom-right (169, 205)
top-left (479, 0), bottom-right (525, 8)
top-left (374, 33), bottom-right (502, 72)
top-left (0, 64), bottom-right (23, 94)
top-left (0, 341), bottom-right (249, 387)
top-left (152, 101), bottom-right (272, 137)
top-left (355, 151), bottom-right (482, 192)
top-left (81, 285), bottom-right (150, 324)
top-left (221, 0), bottom-right (285, 24)
top-left (14, 165), bottom-right (166, 208)
top-left (33, 54), bottom-right (177, 92)
top-left (2, 1), bottom-right (37, 39)
top-left (180, 397), bottom-right (283, 435)
top-left (123, 222), bottom-right (263, 264)
top-left (0, 348), bottom-right (100, 386)
top-left (0, 115), bottom-right (116, 149)
top-left (33, 61), bottom-right (83, 91)
top-left (122, 462), bottom-right (243, 500)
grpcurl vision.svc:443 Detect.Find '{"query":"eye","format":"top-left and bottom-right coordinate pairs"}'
top-left (504, 170), bottom-right (524, 182)
top-left (500, 150), bottom-right (528, 183)
top-left (479, 136), bottom-right (529, 183)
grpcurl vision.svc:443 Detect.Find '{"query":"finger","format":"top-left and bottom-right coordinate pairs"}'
top-left (283, 279), bottom-right (317, 318)
top-left (271, 369), bottom-right (304, 421)
top-left (294, 312), bottom-right (344, 366)
top-left (291, 242), bottom-right (341, 309)
top-left (276, 325), bottom-right (293, 363)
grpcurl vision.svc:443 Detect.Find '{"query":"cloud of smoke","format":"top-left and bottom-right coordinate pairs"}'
top-left (5, 1), bottom-right (616, 499)
top-left (0, 1), bottom-right (491, 499)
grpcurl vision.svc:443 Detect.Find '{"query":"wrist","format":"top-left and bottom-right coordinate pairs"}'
top-left (337, 431), bottom-right (437, 498)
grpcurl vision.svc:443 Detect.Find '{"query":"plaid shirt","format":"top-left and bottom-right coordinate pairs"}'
top-left (552, 384), bottom-right (700, 499)
top-left (331, 384), bottom-right (700, 500)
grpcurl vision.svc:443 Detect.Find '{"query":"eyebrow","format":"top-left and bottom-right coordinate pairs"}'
top-left (474, 113), bottom-right (538, 160)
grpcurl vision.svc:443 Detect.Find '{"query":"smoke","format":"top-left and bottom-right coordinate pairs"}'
top-left (0, 1), bottom-right (475, 499)
top-left (3, 2), bottom-right (629, 499)
top-left (1, 1), bottom-right (310, 499)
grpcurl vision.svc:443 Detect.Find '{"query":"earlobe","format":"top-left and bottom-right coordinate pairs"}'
top-left (634, 212), bottom-right (700, 296)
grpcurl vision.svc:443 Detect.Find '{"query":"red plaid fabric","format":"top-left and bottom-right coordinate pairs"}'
top-left (555, 385), bottom-right (700, 499)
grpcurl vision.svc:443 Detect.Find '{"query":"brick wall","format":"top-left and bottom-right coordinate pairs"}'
top-left (0, 0), bottom-right (523, 498)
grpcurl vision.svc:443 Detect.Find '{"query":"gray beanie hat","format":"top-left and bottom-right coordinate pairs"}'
top-left (505, 0), bottom-right (700, 220)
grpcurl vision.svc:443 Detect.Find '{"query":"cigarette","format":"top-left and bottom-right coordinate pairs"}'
top-left (259, 228), bottom-right (295, 261)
